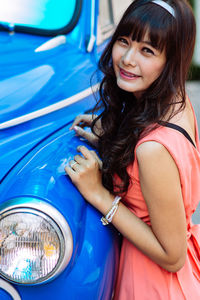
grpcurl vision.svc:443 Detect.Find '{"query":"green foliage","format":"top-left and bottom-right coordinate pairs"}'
top-left (188, 0), bottom-right (200, 80)
top-left (189, 64), bottom-right (200, 81)
top-left (189, 0), bottom-right (194, 9)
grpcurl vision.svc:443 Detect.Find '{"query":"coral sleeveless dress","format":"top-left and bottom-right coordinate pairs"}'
top-left (114, 113), bottom-right (200, 299)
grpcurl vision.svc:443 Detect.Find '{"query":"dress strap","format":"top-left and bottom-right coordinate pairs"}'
top-left (160, 122), bottom-right (196, 148)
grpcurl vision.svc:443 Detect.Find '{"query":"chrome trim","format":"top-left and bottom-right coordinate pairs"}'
top-left (0, 197), bottom-right (73, 284)
top-left (87, 0), bottom-right (96, 52)
top-left (35, 35), bottom-right (67, 52)
top-left (0, 83), bottom-right (99, 130)
top-left (0, 279), bottom-right (21, 300)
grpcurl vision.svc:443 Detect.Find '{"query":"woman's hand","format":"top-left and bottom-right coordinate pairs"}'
top-left (69, 114), bottom-right (102, 147)
top-left (65, 145), bottom-right (106, 208)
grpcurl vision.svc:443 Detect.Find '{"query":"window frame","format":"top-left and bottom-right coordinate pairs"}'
top-left (97, 0), bottom-right (133, 45)
top-left (0, 0), bottom-right (83, 37)
top-left (97, 0), bottom-right (115, 45)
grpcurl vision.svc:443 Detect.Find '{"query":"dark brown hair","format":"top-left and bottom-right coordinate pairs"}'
top-left (92, 0), bottom-right (196, 195)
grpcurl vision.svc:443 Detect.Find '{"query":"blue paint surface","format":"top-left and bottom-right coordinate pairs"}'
top-left (0, 1), bottom-right (119, 299)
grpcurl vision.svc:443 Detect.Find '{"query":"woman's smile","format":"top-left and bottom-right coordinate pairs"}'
top-left (119, 68), bottom-right (141, 80)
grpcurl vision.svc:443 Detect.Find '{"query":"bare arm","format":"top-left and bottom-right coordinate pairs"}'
top-left (111, 141), bottom-right (187, 272)
top-left (65, 142), bottom-right (187, 272)
top-left (135, 142), bottom-right (187, 269)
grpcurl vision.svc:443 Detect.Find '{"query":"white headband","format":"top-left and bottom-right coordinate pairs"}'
top-left (151, 0), bottom-right (175, 17)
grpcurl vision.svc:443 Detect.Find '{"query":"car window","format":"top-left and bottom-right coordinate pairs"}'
top-left (0, 0), bottom-right (82, 35)
top-left (97, 0), bottom-right (133, 45)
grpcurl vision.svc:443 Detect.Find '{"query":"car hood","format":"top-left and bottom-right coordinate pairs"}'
top-left (0, 31), bottom-right (96, 124)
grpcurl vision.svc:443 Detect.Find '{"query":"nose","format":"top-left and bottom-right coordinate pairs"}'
top-left (122, 47), bottom-right (137, 66)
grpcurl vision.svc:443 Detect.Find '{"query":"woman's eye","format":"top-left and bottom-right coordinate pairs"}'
top-left (142, 47), bottom-right (154, 55)
top-left (117, 37), bottom-right (128, 45)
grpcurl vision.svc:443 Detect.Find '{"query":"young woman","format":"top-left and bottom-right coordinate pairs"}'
top-left (65, 0), bottom-right (200, 299)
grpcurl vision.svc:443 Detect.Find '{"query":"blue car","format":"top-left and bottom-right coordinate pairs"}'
top-left (0, 0), bottom-right (132, 299)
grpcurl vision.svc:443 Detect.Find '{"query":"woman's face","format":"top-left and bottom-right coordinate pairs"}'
top-left (112, 32), bottom-right (166, 98)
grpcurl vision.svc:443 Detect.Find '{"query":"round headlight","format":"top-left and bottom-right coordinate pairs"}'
top-left (0, 198), bottom-right (73, 285)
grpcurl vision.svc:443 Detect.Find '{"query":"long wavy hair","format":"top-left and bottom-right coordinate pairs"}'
top-left (92, 0), bottom-right (196, 195)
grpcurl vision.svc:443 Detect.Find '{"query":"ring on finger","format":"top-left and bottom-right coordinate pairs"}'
top-left (70, 161), bottom-right (78, 169)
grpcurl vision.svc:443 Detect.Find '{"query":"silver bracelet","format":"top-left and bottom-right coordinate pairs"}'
top-left (101, 196), bottom-right (121, 226)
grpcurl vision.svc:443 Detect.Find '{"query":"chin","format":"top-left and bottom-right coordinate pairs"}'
top-left (117, 80), bottom-right (134, 92)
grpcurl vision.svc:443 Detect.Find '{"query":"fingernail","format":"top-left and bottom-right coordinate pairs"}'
top-left (77, 145), bottom-right (83, 151)
top-left (74, 125), bottom-right (79, 131)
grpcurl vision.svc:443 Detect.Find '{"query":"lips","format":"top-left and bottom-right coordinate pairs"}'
top-left (119, 68), bottom-right (141, 79)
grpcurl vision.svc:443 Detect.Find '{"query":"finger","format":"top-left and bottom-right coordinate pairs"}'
top-left (77, 147), bottom-right (101, 170)
top-left (69, 115), bottom-right (85, 130)
top-left (69, 114), bottom-right (95, 130)
top-left (69, 160), bottom-right (79, 170)
top-left (65, 164), bottom-right (75, 178)
top-left (69, 159), bottom-right (86, 172)
top-left (74, 154), bottom-right (86, 165)
top-left (90, 151), bottom-right (103, 169)
top-left (73, 126), bottom-right (98, 145)
top-left (77, 145), bottom-right (96, 161)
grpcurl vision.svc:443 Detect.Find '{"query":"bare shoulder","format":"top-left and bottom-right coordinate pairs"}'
top-left (136, 141), bottom-right (169, 161)
top-left (136, 140), bottom-right (179, 179)
top-left (168, 96), bottom-right (196, 142)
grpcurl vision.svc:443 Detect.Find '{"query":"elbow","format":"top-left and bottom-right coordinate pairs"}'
top-left (164, 260), bottom-right (185, 273)
top-left (161, 254), bottom-right (186, 273)
top-left (158, 241), bottom-right (187, 273)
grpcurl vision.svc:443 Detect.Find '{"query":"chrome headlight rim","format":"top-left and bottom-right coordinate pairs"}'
top-left (0, 197), bottom-right (73, 285)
